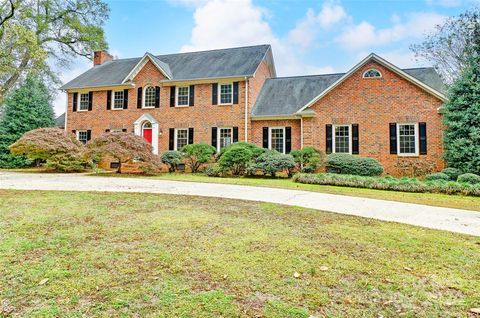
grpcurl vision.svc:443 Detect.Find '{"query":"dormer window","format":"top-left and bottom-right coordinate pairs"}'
top-left (363, 69), bottom-right (382, 78)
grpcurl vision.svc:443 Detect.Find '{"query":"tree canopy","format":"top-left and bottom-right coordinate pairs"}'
top-left (0, 0), bottom-right (110, 104)
top-left (411, 8), bottom-right (480, 84)
top-left (0, 74), bottom-right (55, 168)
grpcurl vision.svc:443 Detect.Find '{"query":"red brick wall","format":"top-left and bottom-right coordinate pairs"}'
top-left (66, 60), bottom-right (272, 153)
top-left (304, 60), bottom-right (444, 175)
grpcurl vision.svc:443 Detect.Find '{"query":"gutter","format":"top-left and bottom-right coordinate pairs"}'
top-left (245, 77), bottom-right (249, 142)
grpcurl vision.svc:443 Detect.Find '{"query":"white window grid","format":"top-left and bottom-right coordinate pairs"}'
top-left (333, 125), bottom-right (351, 154)
top-left (175, 128), bottom-right (189, 151)
top-left (269, 127), bottom-right (285, 154)
top-left (397, 123), bottom-right (418, 156)
top-left (219, 83), bottom-right (233, 105)
top-left (176, 86), bottom-right (189, 106)
top-left (77, 130), bottom-right (88, 144)
top-left (218, 127), bottom-right (233, 151)
top-left (113, 91), bottom-right (124, 109)
top-left (144, 86), bottom-right (156, 108)
top-left (78, 93), bottom-right (89, 111)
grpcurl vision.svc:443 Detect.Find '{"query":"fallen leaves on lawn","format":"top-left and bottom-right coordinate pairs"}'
top-left (38, 278), bottom-right (49, 285)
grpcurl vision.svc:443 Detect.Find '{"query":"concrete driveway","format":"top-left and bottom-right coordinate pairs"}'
top-left (0, 171), bottom-right (479, 236)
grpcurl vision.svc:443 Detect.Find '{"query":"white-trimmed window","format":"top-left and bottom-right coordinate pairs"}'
top-left (218, 127), bottom-right (233, 151)
top-left (175, 128), bottom-right (189, 151)
top-left (363, 69), bottom-right (382, 78)
top-left (397, 123), bottom-right (418, 156)
top-left (219, 83), bottom-right (233, 105)
top-left (176, 86), bottom-right (190, 106)
top-left (110, 129), bottom-right (123, 133)
top-left (333, 125), bottom-right (351, 154)
top-left (113, 91), bottom-right (124, 109)
top-left (77, 130), bottom-right (88, 144)
top-left (144, 86), bottom-right (156, 108)
top-left (269, 127), bottom-right (285, 154)
top-left (78, 93), bottom-right (89, 111)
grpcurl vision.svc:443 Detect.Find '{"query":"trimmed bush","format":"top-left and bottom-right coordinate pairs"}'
top-left (218, 145), bottom-right (253, 175)
top-left (441, 168), bottom-right (461, 181)
top-left (204, 163), bottom-right (225, 177)
top-left (293, 173), bottom-right (480, 196)
top-left (181, 143), bottom-right (216, 173)
top-left (218, 142), bottom-right (265, 159)
top-left (290, 147), bottom-right (324, 173)
top-left (425, 172), bottom-right (450, 181)
top-left (9, 128), bottom-right (90, 172)
top-left (161, 151), bottom-right (182, 172)
top-left (251, 150), bottom-right (295, 177)
top-left (326, 153), bottom-right (383, 176)
top-left (457, 173), bottom-right (480, 184)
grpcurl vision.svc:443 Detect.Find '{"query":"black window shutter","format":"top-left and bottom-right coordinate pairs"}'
top-left (188, 128), bottom-right (194, 144)
top-left (122, 128), bottom-right (127, 132)
top-left (123, 89), bottom-right (128, 109)
top-left (212, 83), bottom-right (218, 105)
top-left (233, 82), bottom-right (239, 104)
top-left (233, 127), bottom-right (238, 143)
top-left (212, 127), bottom-right (217, 149)
top-left (389, 123), bottom-right (397, 154)
top-left (419, 122), bottom-right (427, 155)
top-left (86, 130), bottom-right (92, 141)
top-left (105, 129), bottom-right (110, 132)
top-left (326, 124), bottom-right (333, 154)
top-left (262, 127), bottom-right (269, 149)
top-left (137, 87), bottom-right (142, 108)
top-left (106, 90), bottom-right (111, 110)
top-left (352, 124), bottom-right (359, 155)
top-left (285, 127), bottom-right (292, 153)
top-left (170, 86), bottom-right (175, 107)
top-left (88, 92), bottom-right (93, 111)
top-left (189, 85), bottom-right (195, 106)
top-left (155, 86), bottom-right (160, 108)
top-left (169, 128), bottom-right (174, 150)
top-left (71, 129), bottom-right (76, 135)
top-left (73, 93), bottom-right (78, 112)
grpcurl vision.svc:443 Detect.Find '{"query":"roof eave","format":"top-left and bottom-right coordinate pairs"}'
top-left (60, 83), bottom-right (135, 91)
top-left (161, 75), bottom-right (254, 85)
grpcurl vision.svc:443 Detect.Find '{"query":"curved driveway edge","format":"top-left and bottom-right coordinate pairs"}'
top-left (0, 172), bottom-right (479, 236)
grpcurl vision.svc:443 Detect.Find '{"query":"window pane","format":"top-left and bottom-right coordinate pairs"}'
top-left (399, 124), bottom-right (416, 154)
top-left (79, 93), bottom-right (89, 110)
top-left (144, 86), bottom-right (156, 107)
top-left (270, 128), bottom-right (284, 153)
top-left (334, 126), bottom-right (350, 153)
top-left (220, 84), bottom-right (232, 104)
top-left (363, 69), bottom-right (381, 78)
top-left (113, 91), bottom-right (124, 109)
top-left (78, 131), bottom-right (88, 144)
top-left (176, 129), bottom-right (188, 150)
top-left (219, 128), bottom-right (232, 150)
top-left (177, 87), bottom-right (189, 106)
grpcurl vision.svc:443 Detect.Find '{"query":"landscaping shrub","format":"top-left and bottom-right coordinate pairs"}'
top-left (218, 142), bottom-right (265, 159)
top-left (88, 132), bottom-right (160, 174)
top-left (181, 143), bottom-right (216, 173)
top-left (457, 173), bottom-right (480, 184)
top-left (161, 151), bottom-right (182, 172)
top-left (290, 147), bottom-right (324, 173)
top-left (326, 153), bottom-right (383, 176)
top-left (9, 128), bottom-right (90, 172)
top-left (425, 172), bottom-right (450, 181)
top-left (251, 150), bottom-right (295, 177)
top-left (394, 158), bottom-right (436, 177)
top-left (293, 173), bottom-right (480, 196)
top-left (441, 167), bottom-right (461, 181)
top-left (203, 163), bottom-right (225, 177)
top-left (218, 145), bottom-right (253, 175)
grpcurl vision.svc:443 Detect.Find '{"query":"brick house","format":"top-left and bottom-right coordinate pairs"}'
top-left (60, 44), bottom-right (447, 175)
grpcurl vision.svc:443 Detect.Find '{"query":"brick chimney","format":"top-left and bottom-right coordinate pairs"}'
top-left (93, 50), bottom-right (113, 66)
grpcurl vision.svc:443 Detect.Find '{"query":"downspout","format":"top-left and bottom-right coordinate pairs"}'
top-left (244, 77), bottom-right (248, 142)
top-left (64, 91), bottom-right (68, 131)
top-left (300, 116), bottom-right (303, 149)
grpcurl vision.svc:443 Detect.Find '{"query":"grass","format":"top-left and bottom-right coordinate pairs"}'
top-left (92, 172), bottom-right (480, 212)
top-left (0, 190), bottom-right (479, 317)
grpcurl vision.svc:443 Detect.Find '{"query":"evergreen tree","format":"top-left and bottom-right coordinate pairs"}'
top-left (0, 75), bottom-right (55, 168)
top-left (443, 17), bottom-right (480, 174)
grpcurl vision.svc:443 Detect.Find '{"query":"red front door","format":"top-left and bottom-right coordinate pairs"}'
top-left (143, 129), bottom-right (152, 144)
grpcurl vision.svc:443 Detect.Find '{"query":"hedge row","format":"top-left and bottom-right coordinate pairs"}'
top-left (293, 173), bottom-right (480, 196)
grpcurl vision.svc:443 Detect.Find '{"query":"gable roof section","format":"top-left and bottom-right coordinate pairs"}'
top-left (295, 53), bottom-right (446, 114)
top-left (60, 44), bottom-right (273, 90)
top-left (252, 56), bottom-right (446, 118)
top-left (122, 52), bottom-right (173, 82)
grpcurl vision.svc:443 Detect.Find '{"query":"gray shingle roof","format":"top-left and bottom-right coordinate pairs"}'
top-left (55, 113), bottom-right (65, 128)
top-left (61, 44), bottom-right (272, 90)
top-left (252, 67), bottom-right (446, 117)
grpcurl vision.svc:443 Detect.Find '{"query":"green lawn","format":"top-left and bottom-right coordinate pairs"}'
top-left (0, 190), bottom-right (479, 317)
top-left (93, 172), bottom-right (480, 212)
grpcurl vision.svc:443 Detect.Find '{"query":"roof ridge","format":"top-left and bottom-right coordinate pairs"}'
top-left (401, 67), bottom-right (434, 70)
top-left (269, 73), bottom-right (345, 80)
top-left (156, 44), bottom-right (271, 58)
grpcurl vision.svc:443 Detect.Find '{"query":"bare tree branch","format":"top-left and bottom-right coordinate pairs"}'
top-left (0, 0), bottom-right (14, 28)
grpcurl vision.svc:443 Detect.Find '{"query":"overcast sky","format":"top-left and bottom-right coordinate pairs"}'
top-left (53, 0), bottom-right (477, 115)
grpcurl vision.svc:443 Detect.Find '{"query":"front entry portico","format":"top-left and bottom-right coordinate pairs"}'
top-left (134, 113), bottom-right (159, 154)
